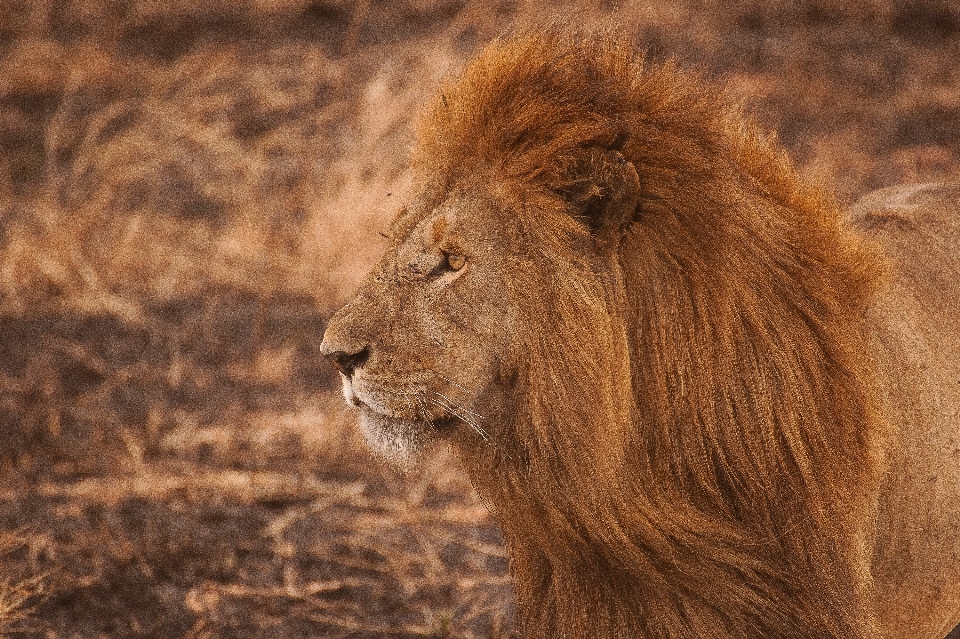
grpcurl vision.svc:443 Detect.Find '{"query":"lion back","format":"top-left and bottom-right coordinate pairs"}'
top-left (848, 182), bottom-right (960, 638)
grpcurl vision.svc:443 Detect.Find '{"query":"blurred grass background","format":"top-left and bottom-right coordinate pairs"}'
top-left (0, 1), bottom-right (958, 637)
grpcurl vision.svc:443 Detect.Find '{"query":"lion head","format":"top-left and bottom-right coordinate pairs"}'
top-left (320, 177), bottom-right (530, 469)
top-left (320, 160), bottom-right (638, 470)
top-left (322, 28), bottom-right (885, 639)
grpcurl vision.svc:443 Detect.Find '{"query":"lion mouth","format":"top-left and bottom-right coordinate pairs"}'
top-left (357, 402), bottom-right (455, 433)
top-left (340, 374), bottom-right (363, 408)
top-left (344, 375), bottom-right (461, 429)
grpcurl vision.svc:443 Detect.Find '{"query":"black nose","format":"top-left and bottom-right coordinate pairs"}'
top-left (323, 345), bottom-right (369, 378)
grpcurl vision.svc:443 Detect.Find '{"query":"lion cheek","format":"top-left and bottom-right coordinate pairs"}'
top-left (358, 411), bottom-right (433, 472)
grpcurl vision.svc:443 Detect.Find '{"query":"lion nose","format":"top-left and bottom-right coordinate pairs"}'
top-left (321, 342), bottom-right (370, 378)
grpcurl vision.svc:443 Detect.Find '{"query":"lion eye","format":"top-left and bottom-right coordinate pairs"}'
top-left (446, 253), bottom-right (466, 271)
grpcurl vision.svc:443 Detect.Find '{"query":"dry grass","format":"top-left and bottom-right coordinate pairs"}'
top-left (0, 0), bottom-right (958, 636)
top-left (0, 449), bottom-right (513, 638)
top-left (0, 531), bottom-right (45, 637)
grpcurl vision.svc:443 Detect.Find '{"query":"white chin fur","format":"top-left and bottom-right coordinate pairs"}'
top-left (341, 376), bottom-right (361, 407)
top-left (358, 410), bottom-right (432, 472)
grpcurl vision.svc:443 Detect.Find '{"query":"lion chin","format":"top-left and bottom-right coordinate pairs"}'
top-left (357, 409), bottom-right (433, 472)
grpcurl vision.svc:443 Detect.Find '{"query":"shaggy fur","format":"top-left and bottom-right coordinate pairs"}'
top-left (412, 29), bottom-right (885, 639)
top-left (319, 27), bottom-right (960, 639)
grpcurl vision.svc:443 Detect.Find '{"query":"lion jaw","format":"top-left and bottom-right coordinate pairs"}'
top-left (339, 373), bottom-right (438, 471)
top-left (357, 409), bottom-right (432, 472)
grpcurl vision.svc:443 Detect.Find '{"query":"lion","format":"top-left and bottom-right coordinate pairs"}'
top-left (320, 28), bottom-right (960, 639)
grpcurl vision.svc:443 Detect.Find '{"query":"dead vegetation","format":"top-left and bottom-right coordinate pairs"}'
top-left (0, 531), bottom-right (45, 637)
top-left (0, 0), bottom-right (958, 637)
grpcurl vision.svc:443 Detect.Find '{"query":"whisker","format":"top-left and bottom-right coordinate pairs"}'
top-left (424, 392), bottom-right (478, 423)
top-left (412, 391), bottom-right (432, 424)
top-left (422, 389), bottom-right (491, 441)
top-left (400, 390), bottom-right (418, 420)
top-left (353, 383), bottom-right (490, 442)
top-left (426, 389), bottom-right (487, 420)
top-left (425, 395), bottom-right (491, 443)
top-left (382, 386), bottom-right (429, 423)
top-left (426, 396), bottom-right (487, 440)
top-left (376, 387), bottom-right (414, 416)
top-left (425, 368), bottom-right (476, 395)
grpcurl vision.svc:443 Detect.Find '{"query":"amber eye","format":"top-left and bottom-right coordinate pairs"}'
top-left (446, 253), bottom-right (466, 271)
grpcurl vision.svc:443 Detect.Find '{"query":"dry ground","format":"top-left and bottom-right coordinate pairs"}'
top-left (0, 1), bottom-right (958, 637)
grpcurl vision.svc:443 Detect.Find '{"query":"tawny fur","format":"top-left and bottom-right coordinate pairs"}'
top-left (416, 29), bottom-right (883, 639)
top-left (322, 28), bottom-right (960, 639)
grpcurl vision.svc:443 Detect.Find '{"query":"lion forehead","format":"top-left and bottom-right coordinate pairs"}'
top-left (395, 189), bottom-right (518, 258)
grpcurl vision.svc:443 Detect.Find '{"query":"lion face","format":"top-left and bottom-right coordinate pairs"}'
top-left (321, 182), bottom-right (527, 469)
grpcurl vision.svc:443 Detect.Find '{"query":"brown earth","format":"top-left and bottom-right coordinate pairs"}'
top-left (0, 1), bottom-right (958, 637)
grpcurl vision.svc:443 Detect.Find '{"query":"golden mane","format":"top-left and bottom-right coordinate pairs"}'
top-left (415, 29), bottom-right (887, 639)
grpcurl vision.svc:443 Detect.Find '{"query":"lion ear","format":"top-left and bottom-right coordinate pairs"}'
top-left (558, 148), bottom-right (641, 253)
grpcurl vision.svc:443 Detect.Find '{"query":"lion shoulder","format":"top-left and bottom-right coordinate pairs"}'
top-left (848, 182), bottom-right (960, 319)
top-left (850, 184), bottom-right (960, 636)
